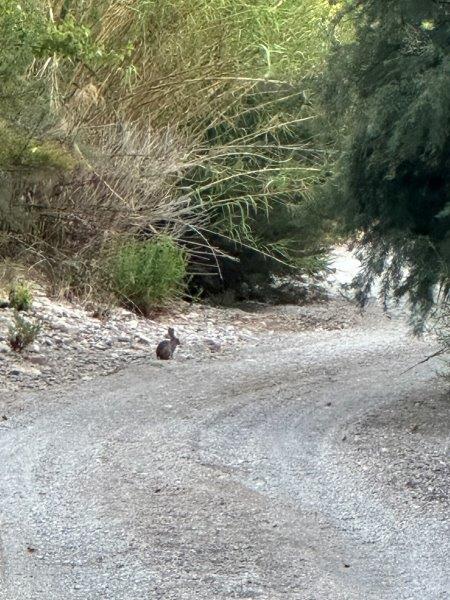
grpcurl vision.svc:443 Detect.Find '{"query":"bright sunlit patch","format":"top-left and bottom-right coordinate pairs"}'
top-left (421, 20), bottom-right (435, 31)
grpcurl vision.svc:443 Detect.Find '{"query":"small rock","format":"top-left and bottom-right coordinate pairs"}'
top-left (94, 343), bottom-right (109, 351)
top-left (27, 355), bottom-right (48, 366)
top-left (10, 365), bottom-right (41, 376)
top-left (52, 322), bottom-right (76, 334)
top-left (135, 334), bottom-right (151, 344)
top-left (204, 339), bottom-right (222, 353)
top-left (0, 342), bottom-right (10, 354)
top-left (92, 307), bottom-right (112, 320)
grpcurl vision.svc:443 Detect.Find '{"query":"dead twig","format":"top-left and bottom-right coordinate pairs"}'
top-left (399, 348), bottom-right (446, 376)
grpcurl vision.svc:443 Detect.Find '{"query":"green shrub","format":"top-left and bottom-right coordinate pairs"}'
top-left (9, 281), bottom-right (33, 311)
top-left (8, 311), bottom-right (41, 352)
top-left (109, 236), bottom-right (187, 314)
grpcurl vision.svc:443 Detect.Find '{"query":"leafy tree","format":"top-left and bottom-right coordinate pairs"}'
top-left (322, 0), bottom-right (450, 326)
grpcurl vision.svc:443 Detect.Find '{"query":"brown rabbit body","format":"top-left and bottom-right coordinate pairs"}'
top-left (156, 327), bottom-right (180, 360)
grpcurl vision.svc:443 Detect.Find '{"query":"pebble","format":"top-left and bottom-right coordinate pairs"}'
top-left (27, 355), bottom-right (48, 366)
top-left (204, 340), bottom-right (221, 353)
top-left (10, 365), bottom-right (41, 376)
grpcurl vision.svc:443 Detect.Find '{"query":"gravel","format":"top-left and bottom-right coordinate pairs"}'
top-left (0, 248), bottom-right (447, 599)
top-left (0, 291), bottom-right (367, 393)
top-left (0, 298), bottom-right (448, 599)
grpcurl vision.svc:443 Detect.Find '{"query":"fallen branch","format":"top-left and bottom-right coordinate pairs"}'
top-left (399, 348), bottom-right (446, 376)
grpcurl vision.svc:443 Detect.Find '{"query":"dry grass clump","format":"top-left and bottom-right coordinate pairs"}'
top-left (9, 123), bottom-right (199, 292)
top-left (59, 0), bottom-right (334, 128)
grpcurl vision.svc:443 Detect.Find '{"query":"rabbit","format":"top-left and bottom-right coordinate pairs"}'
top-left (156, 327), bottom-right (180, 360)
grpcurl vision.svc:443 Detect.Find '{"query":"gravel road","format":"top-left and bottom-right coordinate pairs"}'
top-left (0, 305), bottom-right (448, 599)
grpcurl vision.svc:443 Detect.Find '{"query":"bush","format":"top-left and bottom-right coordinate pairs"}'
top-left (109, 237), bottom-right (187, 314)
top-left (9, 281), bottom-right (33, 311)
top-left (8, 311), bottom-right (41, 352)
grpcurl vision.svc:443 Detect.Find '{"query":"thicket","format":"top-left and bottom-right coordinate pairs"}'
top-left (0, 0), bottom-right (338, 306)
top-left (320, 0), bottom-right (450, 345)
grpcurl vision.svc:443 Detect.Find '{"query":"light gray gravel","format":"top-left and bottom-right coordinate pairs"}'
top-left (0, 304), bottom-right (448, 599)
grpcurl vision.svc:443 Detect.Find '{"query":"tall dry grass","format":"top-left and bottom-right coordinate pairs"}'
top-left (57, 0), bottom-right (334, 127)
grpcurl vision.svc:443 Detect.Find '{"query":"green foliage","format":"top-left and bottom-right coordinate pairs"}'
top-left (0, 1), bottom-right (78, 241)
top-left (182, 81), bottom-right (330, 293)
top-left (8, 311), bottom-right (41, 352)
top-left (0, 0), bottom-right (338, 299)
top-left (321, 0), bottom-right (450, 322)
top-left (0, 121), bottom-right (76, 171)
top-left (108, 237), bottom-right (187, 314)
top-left (0, 0), bottom-right (49, 138)
top-left (35, 15), bottom-right (132, 67)
top-left (8, 281), bottom-right (33, 311)
top-left (0, 1), bottom-right (45, 82)
top-left (0, 0), bottom-right (115, 83)
top-left (0, 0), bottom-right (108, 172)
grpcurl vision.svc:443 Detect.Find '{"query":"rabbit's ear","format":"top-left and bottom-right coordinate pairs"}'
top-left (168, 327), bottom-right (175, 337)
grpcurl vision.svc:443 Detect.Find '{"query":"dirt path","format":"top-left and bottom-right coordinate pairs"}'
top-left (0, 305), bottom-right (448, 599)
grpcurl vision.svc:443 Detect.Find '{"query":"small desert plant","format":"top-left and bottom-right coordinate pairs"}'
top-left (108, 236), bottom-right (187, 314)
top-left (8, 281), bottom-right (33, 311)
top-left (8, 311), bottom-right (42, 352)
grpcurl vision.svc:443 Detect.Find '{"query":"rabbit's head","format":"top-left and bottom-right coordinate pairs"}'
top-left (167, 327), bottom-right (180, 349)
